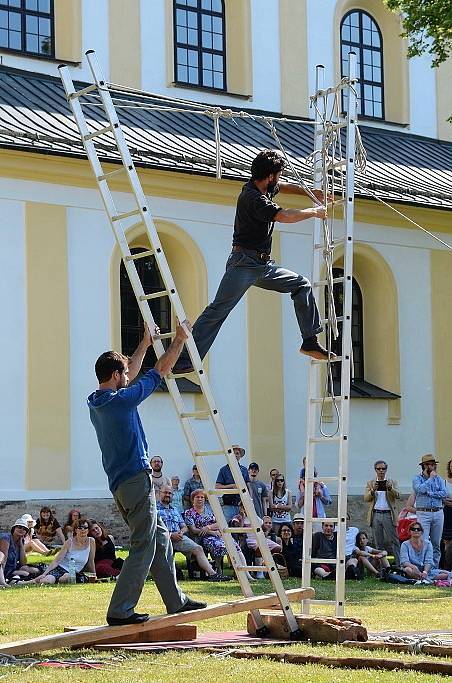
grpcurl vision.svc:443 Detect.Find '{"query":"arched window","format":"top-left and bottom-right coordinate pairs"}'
top-left (120, 248), bottom-right (171, 371)
top-left (327, 267), bottom-right (364, 384)
top-left (0, 0), bottom-right (54, 56)
top-left (340, 10), bottom-right (384, 119)
top-left (174, 0), bottom-right (226, 90)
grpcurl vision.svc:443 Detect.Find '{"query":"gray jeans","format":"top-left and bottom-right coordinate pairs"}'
top-left (417, 510), bottom-right (444, 569)
top-left (371, 511), bottom-right (401, 566)
top-left (108, 471), bottom-right (186, 620)
top-left (179, 251), bottom-right (322, 364)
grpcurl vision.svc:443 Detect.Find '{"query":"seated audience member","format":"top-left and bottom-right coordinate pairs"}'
top-left (170, 476), bottom-right (184, 514)
top-left (21, 514), bottom-right (49, 555)
top-left (29, 518), bottom-right (96, 585)
top-left (183, 465), bottom-right (202, 510)
top-left (400, 522), bottom-right (452, 583)
top-left (354, 531), bottom-right (390, 577)
top-left (158, 486), bottom-right (229, 582)
top-left (292, 513), bottom-right (304, 553)
top-left (261, 516), bottom-right (282, 554)
top-left (88, 520), bottom-right (124, 579)
top-left (277, 522), bottom-right (302, 577)
top-left (150, 455), bottom-right (171, 495)
top-left (185, 489), bottom-right (254, 580)
top-left (311, 522), bottom-right (358, 580)
top-left (216, 445), bottom-right (249, 522)
top-left (63, 510), bottom-right (81, 539)
top-left (34, 507), bottom-right (65, 546)
top-left (345, 523), bottom-right (360, 579)
top-left (269, 474), bottom-right (292, 532)
top-left (248, 463), bottom-right (269, 518)
top-left (0, 518), bottom-right (41, 585)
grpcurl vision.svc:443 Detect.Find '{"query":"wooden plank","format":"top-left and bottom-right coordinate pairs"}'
top-left (342, 639), bottom-right (452, 656)
top-left (0, 587), bottom-right (314, 656)
top-left (71, 624), bottom-right (198, 648)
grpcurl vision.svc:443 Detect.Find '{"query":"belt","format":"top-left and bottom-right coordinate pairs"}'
top-left (416, 507), bottom-right (442, 512)
top-left (232, 245), bottom-right (271, 262)
top-left (374, 509), bottom-right (391, 513)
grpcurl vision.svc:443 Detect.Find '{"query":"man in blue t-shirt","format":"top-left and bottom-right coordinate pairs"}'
top-left (88, 322), bottom-right (206, 626)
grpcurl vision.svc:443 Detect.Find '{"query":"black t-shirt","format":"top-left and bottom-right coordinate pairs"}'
top-left (311, 531), bottom-right (337, 561)
top-left (232, 180), bottom-right (282, 253)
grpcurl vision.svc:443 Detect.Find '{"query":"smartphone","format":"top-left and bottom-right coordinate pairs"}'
top-left (376, 480), bottom-right (387, 491)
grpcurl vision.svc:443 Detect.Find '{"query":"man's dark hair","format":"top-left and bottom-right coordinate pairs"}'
top-left (251, 150), bottom-right (286, 180)
top-left (95, 351), bottom-right (129, 383)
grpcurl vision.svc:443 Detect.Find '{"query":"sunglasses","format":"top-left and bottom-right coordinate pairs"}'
top-left (275, 478), bottom-right (285, 482)
top-left (410, 527), bottom-right (422, 532)
top-left (375, 467), bottom-right (387, 471)
top-left (77, 524), bottom-right (89, 530)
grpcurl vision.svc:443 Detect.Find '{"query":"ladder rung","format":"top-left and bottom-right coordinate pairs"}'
top-left (236, 566), bottom-right (270, 572)
top-left (308, 558), bottom-right (338, 564)
top-left (153, 332), bottom-right (174, 340)
top-left (310, 397), bottom-right (342, 404)
top-left (112, 208), bottom-right (142, 222)
top-left (309, 436), bottom-right (342, 443)
top-left (303, 517), bottom-right (339, 523)
top-left (139, 290), bottom-right (168, 301)
top-left (97, 167), bottom-right (126, 182)
top-left (125, 249), bottom-right (154, 261)
top-left (314, 277), bottom-right (345, 287)
top-left (322, 316), bottom-right (344, 324)
top-left (312, 356), bottom-right (342, 364)
top-left (305, 477), bottom-right (339, 483)
top-left (306, 599), bottom-right (338, 605)
top-left (68, 83), bottom-right (97, 99)
top-left (314, 239), bottom-right (346, 250)
top-left (84, 124), bottom-right (114, 141)
top-left (194, 450), bottom-right (225, 457)
top-left (207, 489), bottom-right (240, 496)
top-left (180, 410), bottom-right (211, 419)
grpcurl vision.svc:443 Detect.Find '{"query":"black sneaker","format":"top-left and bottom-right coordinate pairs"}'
top-left (107, 612), bottom-right (149, 626)
top-left (171, 598), bottom-right (207, 613)
top-left (300, 335), bottom-right (336, 361)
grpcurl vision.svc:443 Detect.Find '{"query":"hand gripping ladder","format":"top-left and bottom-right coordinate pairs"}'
top-left (59, 50), bottom-right (302, 637)
top-left (301, 55), bottom-right (358, 617)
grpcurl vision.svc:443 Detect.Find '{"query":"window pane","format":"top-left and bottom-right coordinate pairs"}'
top-left (373, 101), bottom-right (382, 118)
top-left (202, 69), bottom-right (213, 87)
top-left (177, 0), bottom-right (188, 4)
top-left (176, 25), bottom-right (187, 43)
top-left (38, 0), bottom-right (50, 13)
top-left (212, 32), bottom-right (222, 50)
top-left (363, 28), bottom-right (371, 46)
top-left (212, 16), bottom-right (222, 32)
top-left (177, 64), bottom-right (188, 82)
top-left (26, 14), bottom-right (38, 32)
top-left (8, 0), bottom-right (21, 6)
top-left (0, 27), bottom-right (7, 46)
top-left (213, 71), bottom-right (223, 89)
top-left (177, 46), bottom-right (188, 65)
top-left (187, 48), bottom-right (197, 66)
top-left (350, 26), bottom-right (359, 42)
top-left (372, 66), bottom-right (381, 82)
top-left (201, 13), bottom-right (211, 30)
top-left (187, 9), bottom-right (197, 28)
top-left (362, 13), bottom-right (371, 30)
top-left (188, 65), bottom-right (198, 83)
top-left (363, 64), bottom-right (371, 80)
top-left (373, 50), bottom-right (381, 67)
top-left (0, 10), bottom-right (7, 28)
top-left (176, 8), bottom-right (187, 26)
top-left (201, 29), bottom-right (212, 48)
top-left (201, 0), bottom-right (211, 9)
top-left (341, 24), bottom-right (351, 42)
top-left (213, 53), bottom-right (222, 71)
top-left (40, 34), bottom-right (50, 53)
top-left (38, 16), bottom-right (50, 35)
top-left (9, 10), bottom-right (20, 30)
top-left (202, 52), bottom-right (212, 69)
top-left (186, 0), bottom-right (197, 6)
top-left (187, 27), bottom-right (197, 45)
top-left (373, 85), bottom-right (382, 103)
top-left (26, 32), bottom-right (38, 51)
top-left (350, 11), bottom-right (359, 27)
top-left (25, 0), bottom-right (38, 9)
top-left (212, 0), bottom-right (222, 11)
top-left (371, 29), bottom-right (380, 48)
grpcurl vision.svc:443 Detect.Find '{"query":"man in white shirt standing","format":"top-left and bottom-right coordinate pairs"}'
top-left (364, 460), bottom-right (400, 566)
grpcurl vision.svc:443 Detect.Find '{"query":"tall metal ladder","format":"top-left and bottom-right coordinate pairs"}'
top-left (59, 50), bottom-right (302, 637)
top-left (301, 55), bottom-right (357, 617)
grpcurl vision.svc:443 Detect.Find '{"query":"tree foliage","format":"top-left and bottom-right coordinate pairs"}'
top-left (384, 0), bottom-right (452, 67)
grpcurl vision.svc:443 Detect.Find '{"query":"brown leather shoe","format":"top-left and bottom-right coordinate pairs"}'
top-left (300, 337), bottom-right (336, 361)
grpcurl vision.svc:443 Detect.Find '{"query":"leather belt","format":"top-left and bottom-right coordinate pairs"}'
top-left (374, 509), bottom-right (391, 513)
top-left (232, 245), bottom-right (271, 262)
top-left (416, 507), bottom-right (442, 512)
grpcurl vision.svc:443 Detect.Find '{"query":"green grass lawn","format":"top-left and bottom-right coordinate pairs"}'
top-left (0, 555), bottom-right (451, 683)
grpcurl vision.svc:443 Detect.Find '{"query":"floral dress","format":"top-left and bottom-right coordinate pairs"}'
top-left (184, 506), bottom-right (241, 558)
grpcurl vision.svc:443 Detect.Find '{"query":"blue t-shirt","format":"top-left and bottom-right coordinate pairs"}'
top-left (216, 463), bottom-right (249, 506)
top-left (0, 532), bottom-right (20, 579)
top-left (87, 369), bottom-right (161, 492)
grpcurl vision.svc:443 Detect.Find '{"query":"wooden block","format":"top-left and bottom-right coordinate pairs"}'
top-left (0, 586), bottom-right (314, 656)
top-left (247, 610), bottom-right (367, 643)
top-left (70, 624), bottom-right (197, 648)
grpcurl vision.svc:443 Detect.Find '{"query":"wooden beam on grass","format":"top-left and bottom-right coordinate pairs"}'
top-left (0, 586), bottom-right (314, 656)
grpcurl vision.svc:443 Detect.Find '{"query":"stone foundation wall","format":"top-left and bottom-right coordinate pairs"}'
top-left (0, 494), bottom-right (412, 548)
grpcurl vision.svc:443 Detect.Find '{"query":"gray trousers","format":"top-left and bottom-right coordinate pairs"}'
top-left (108, 471), bottom-right (186, 620)
top-left (371, 511), bottom-right (400, 565)
top-left (178, 251), bottom-right (322, 365)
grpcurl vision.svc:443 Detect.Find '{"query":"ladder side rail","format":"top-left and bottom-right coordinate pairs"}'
top-left (335, 51), bottom-right (358, 617)
top-left (60, 59), bottom-right (300, 633)
top-left (301, 64), bottom-right (327, 613)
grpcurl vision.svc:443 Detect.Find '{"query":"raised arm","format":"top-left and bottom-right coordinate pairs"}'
top-left (154, 322), bottom-right (190, 377)
top-left (274, 206), bottom-right (326, 224)
top-left (128, 322), bottom-right (153, 381)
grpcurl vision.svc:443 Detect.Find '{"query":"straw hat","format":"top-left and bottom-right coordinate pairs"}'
top-left (419, 453), bottom-right (439, 466)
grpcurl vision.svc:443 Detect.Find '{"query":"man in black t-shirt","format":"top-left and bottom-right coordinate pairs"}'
top-left (174, 150), bottom-right (331, 373)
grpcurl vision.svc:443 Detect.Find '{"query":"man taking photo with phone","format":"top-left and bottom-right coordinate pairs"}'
top-left (364, 460), bottom-right (400, 566)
